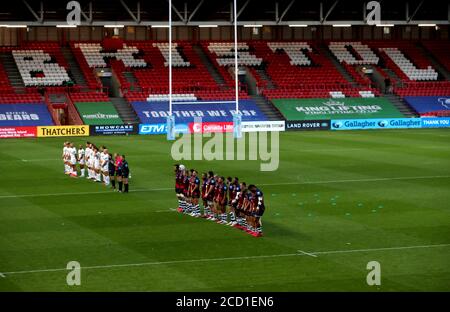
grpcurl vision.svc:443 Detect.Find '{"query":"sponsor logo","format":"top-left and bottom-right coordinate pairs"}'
top-left (438, 98), bottom-right (450, 109)
top-left (139, 123), bottom-right (189, 135)
top-left (0, 111), bottom-right (40, 121)
top-left (0, 127), bottom-right (37, 139)
top-left (189, 122), bottom-right (233, 134)
top-left (286, 120), bottom-right (331, 131)
top-left (241, 121), bottom-right (286, 132)
top-left (91, 124), bottom-right (136, 136)
top-left (331, 118), bottom-right (422, 130)
top-left (421, 117), bottom-right (450, 128)
top-left (82, 113), bottom-right (120, 120)
top-left (37, 125), bottom-right (89, 137)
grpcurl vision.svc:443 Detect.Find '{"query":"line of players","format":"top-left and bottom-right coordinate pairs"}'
top-left (62, 141), bottom-right (130, 193)
top-left (174, 164), bottom-right (265, 237)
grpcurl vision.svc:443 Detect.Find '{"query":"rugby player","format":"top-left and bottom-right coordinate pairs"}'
top-left (100, 148), bottom-right (110, 186)
top-left (188, 169), bottom-right (201, 217)
top-left (232, 182), bottom-right (247, 230)
top-left (121, 155), bottom-right (130, 193)
top-left (205, 171), bottom-right (216, 220)
top-left (93, 146), bottom-right (101, 182)
top-left (174, 164), bottom-right (185, 212)
top-left (85, 142), bottom-right (92, 179)
top-left (213, 176), bottom-right (228, 224)
top-left (226, 177), bottom-right (240, 226)
top-left (200, 172), bottom-right (208, 217)
top-left (248, 185), bottom-right (265, 237)
top-left (62, 142), bottom-right (70, 174)
top-left (183, 169), bottom-right (192, 214)
top-left (69, 143), bottom-right (77, 177)
top-left (78, 145), bottom-right (85, 178)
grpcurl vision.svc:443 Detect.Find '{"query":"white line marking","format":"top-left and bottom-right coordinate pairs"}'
top-left (297, 250), bottom-right (318, 258)
top-left (1, 244), bottom-right (448, 276)
top-left (1, 175), bottom-right (449, 199)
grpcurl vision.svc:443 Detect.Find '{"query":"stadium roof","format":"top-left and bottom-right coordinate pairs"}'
top-left (0, 0), bottom-right (448, 26)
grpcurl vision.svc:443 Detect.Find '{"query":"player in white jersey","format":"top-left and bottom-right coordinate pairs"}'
top-left (78, 145), bottom-right (86, 178)
top-left (84, 142), bottom-right (92, 179)
top-left (94, 147), bottom-right (102, 182)
top-left (69, 143), bottom-right (77, 177)
top-left (100, 148), bottom-right (110, 186)
top-left (62, 142), bottom-right (69, 174)
top-left (88, 144), bottom-right (96, 180)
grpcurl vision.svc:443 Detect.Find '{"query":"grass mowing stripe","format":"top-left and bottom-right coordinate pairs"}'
top-left (1, 175), bottom-right (449, 199)
top-left (2, 243), bottom-right (449, 276)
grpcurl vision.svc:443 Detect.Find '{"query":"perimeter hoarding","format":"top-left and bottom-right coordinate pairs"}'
top-left (37, 125), bottom-right (90, 137)
top-left (90, 124), bottom-right (138, 136)
top-left (0, 104), bottom-right (54, 126)
top-left (331, 118), bottom-right (422, 130)
top-left (75, 102), bottom-right (123, 125)
top-left (404, 96), bottom-right (450, 115)
top-left (272, 98), bottom-right (404, 120)
top-left (131, 100), bottom-right (268, 124)
top-left (0, 127), bottom-right (37, 138)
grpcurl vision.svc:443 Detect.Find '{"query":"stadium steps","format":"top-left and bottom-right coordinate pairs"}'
top-left (123, 72), bottom-right (138, 86)
top-left (255, 68), bottom-right (276, 89)
top-left (416, 43), bottom-right (450, 81)
top-left (0, 53), bottom-right (26, 93)
top-left (250, 95), bottom-right (285, 121)
top-left (192, 45), bottom-right (227, 87)
top-left (318, 45), bottom-right (357, 85)
top-left (61, 47), bottom-right (88, 88)
top-left (110, 97), bottom-right (140, 124)
top-left (384, 93), bottom-right (419, 118)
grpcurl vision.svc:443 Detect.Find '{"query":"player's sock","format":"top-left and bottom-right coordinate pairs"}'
top-left (111, 179), bottom-right (116, 189)
top-left (194, 204), bottom-right (200, 214)
top-left (180, 200), bottom-right (186, 212)
top-left (80, 168), bottom-right (85, 177)
top-left (221, 213), bottom-right (227, 223)
top-left (124, 184), bottom-right (129, 193)
top-left (118, 181), bottom-right (123, 192)
top-left (230, 212), bottom-right (236, 222)
top-left (96, 173), bottom-right (101, 182)
top-left (177, 199), bottom-right (182, 209)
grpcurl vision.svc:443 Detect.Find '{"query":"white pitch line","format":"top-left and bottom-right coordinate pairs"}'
top-left (1, 175), bottom-right (449, 199)
top-left (1, 243), bottom-right (449, 277)
top-left (297, 250), bottom-right (318, 258)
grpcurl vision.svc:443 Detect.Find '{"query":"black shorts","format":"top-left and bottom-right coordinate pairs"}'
top-left (109, 170), bottom-right (116, 176)
top-left (175, 188), bottom-right (184, 194)
top-left (122, 172), bottom-right (129, 179)
top-left (117, 169), bottom-right (123, 176)
top-left (191, 191), bottom-right (200, 199)
top-left (254, 206), bottom-right (265, 217)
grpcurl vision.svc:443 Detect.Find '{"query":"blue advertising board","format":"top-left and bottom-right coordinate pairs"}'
top-left (0, 103), bottom-right (54, 126)
top-left (131, 100), bottom-right (267, 124)
top-left (331, 118), bottom-right (422, 130)
top-left (404, 96), bottom-right (450, 114)
top-left (421, 117), bottom-right (450, 128)
top-left (139, 123), bottom-right (190, 135)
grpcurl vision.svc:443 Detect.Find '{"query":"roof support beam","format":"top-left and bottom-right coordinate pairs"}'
top-left (80, 2), bottom-right (93, 24)
top-left (278, 0), bottom-right (295, 23)
top-left (187, 0), bottom-right (205, 23)
top-left (22, 0), bottom-right (43, 23)
top-left (407, 0), bottom-right (424, 23)
top-left (237, 0), bottom-right (251, 19)
top-left (167, 0), bottom-right (186, 22)
top-left (322, 0), bottom-right (339, 23)
top-left (120, 0), bottom-right (140, 23)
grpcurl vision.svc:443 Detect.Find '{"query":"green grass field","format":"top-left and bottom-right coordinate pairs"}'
top-left (0, 129), bottom-right (449, 291)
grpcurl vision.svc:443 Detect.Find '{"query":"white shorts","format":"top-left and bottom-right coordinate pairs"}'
top-left (94, 161), bottom-right (100, 169)
top-left (70, 158), bottom-right (76, 166)
top-left (102, 165), bottom-right (109, 172)
top-left (79, 160), bottom-right (85, 165)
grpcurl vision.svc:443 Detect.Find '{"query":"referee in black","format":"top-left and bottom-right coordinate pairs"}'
top-left (121, 155), bottom-right (130, 193)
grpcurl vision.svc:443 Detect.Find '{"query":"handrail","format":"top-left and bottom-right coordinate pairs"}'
top-left (65, 93), bottom-right (84, 125)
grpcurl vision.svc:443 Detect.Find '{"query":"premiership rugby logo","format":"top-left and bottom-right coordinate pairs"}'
top-left (438, 98), bottom-right (450, 109)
